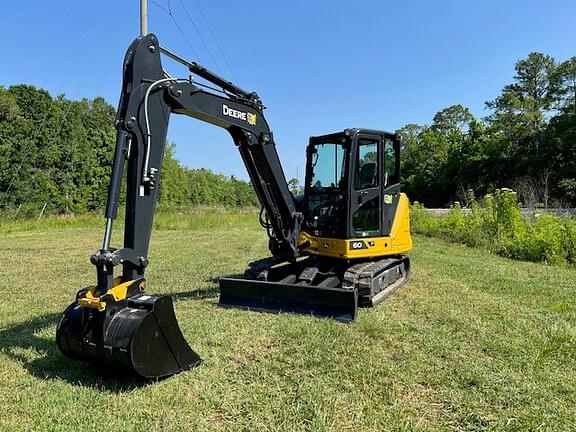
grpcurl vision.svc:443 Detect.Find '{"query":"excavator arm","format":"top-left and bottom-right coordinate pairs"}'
top-left (102, 34), bottom-right (301, 294)
top-left (56, 34), bottom-right (307, 379)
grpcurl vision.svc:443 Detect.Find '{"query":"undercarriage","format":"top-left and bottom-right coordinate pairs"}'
top-left (219, 255), bottom-right (410, 322)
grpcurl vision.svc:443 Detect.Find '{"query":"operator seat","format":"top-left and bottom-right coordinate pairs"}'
top-left (357, 162), bottom-right (377, 189)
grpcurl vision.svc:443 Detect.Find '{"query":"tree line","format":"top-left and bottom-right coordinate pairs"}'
top-left (0, 85), bottom-right (258, 216)
top-left (1, 50), bottom-right (574, 215)
top-left (400, 52), bottom-right (576, 208)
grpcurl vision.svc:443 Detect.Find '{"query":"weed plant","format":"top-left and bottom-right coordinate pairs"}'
top-left (412, 189), bottom-right (576, 265)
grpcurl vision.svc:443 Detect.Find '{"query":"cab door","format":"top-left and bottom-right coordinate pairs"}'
top-left (349, 133), bottom-right (382, 238)
top-left (381, 134), bottom-right (401, 236)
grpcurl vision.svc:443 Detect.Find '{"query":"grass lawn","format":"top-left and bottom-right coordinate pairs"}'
top-left (0, 210), bottom-right (575, 431)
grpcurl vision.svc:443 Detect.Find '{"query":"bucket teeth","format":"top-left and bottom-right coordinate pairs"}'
top-left (56, 285), bottom-right (201, 379)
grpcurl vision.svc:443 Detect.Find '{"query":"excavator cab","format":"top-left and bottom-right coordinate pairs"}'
top-left (304, 129), bottom-right (401, 242)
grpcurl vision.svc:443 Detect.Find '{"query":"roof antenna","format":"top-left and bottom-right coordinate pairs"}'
top-left (140, 0), bottom-right (148, 36)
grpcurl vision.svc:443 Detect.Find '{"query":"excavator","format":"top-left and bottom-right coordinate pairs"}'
top-left (56, 34), bottom-right (412, 379)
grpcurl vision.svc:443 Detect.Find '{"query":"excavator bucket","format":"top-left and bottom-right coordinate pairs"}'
top-left (56, 280), bottom-right (201, 379)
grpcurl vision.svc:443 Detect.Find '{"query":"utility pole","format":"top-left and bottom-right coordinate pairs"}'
top-left (140, 0), bottom-right (148, 36)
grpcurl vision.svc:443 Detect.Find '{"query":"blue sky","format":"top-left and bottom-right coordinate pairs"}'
top-left (1, 0), bottom-right (575, 182)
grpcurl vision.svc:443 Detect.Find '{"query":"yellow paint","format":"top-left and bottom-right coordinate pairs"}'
top-left (77, 288), bottom-right (107, 311)
top-left (77, 279), bottom-right (139, 311)
top-left (299, 193), bottom-right (412, 260)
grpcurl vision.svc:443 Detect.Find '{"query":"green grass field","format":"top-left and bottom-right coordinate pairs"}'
top-left (0, 210), bottom-right (575, 431)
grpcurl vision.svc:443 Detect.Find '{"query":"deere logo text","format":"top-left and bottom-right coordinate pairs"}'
top-left (222, 104), bottom-right (256, 126)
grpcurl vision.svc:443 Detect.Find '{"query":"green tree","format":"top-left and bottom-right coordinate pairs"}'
top-left (431, 104), bottom-right (474, 133)
top-left (486, 53), bottom-right (557, 147)
top-left (556, 56), bottom-right (576, 113)
top-left (160, 142), bottom-right (189, 205)
top-left (288, 178), bottom-right (301, 195)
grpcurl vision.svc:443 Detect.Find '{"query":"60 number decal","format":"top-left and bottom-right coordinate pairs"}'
top-left (351, 241), bottom-right (367, 250)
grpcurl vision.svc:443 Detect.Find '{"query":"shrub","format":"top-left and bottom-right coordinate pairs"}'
top-left (410, 202), bottom-right (441, 237)
top-left (503, 214), bottom-right (564, 264)
top-left (411, 190), bottom-right (576, 267)
top-left (562, 217), bottom-right (576, 264)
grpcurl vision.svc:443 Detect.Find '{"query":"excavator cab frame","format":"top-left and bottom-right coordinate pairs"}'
top-left (303, 129), bottom-right (402, 241)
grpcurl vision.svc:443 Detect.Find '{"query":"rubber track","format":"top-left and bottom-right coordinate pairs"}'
top-left (244, 256), bottom-right (282, 280)
top-left (343, 257), bottom-right (407, 306)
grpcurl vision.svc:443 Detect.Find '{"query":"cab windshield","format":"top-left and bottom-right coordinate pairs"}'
top-left (305, 141), bottom-right (347, 237)
top-left (308, 142), bottom-right (346, 190)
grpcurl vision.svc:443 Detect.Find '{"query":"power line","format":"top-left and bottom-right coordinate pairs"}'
top-left (164, 0), bottom-right (202, 62)
top-left (150, 0), bottom-right (168, 13)
top-left (177, 0), bottom-right (223, 74)
top-left (188, 0), bottom-right (238, 83)
top-left (51, 43), bottom-right (122, 203)
top-left (151, 0), bottom-right (238, 82)
top-left (40, 12), bottom-right (127, 214)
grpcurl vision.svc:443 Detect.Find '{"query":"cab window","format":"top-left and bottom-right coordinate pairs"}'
top-left (355, 139), bottom-right (378, 190)
top-left (309, 142), bottom-right (346, 189)
top-left (384, 138), bottom-right (396, 186)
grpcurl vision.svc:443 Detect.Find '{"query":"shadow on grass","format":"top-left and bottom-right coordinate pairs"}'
top-left (169, 274), bottom-right (245, 302)
top-left (207, 274), bottom-right (245, 285)
top-left (0, 283), bottom-right (229, 392)
top-left (0, 312), bottom-right (151, 392)
top-left (156, 274), bottom-right (244, 302)
top-left (172, 286), bottom-right (220, 300)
